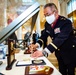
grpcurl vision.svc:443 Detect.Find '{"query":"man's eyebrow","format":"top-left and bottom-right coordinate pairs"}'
top-left (44, 13), bottom-right (49, 16)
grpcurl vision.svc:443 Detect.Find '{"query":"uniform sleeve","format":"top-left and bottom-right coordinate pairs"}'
top-left (46, 20), bottom-right (73, 53)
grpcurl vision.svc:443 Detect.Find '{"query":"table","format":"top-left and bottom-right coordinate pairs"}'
top-left (0, 50), bottom-right (62, 75)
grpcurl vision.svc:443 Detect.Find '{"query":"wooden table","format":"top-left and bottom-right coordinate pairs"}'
top-left (0, 50), bottom-right (62, 75)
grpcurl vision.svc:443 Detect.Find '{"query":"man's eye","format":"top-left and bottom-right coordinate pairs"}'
top-left (44, 14), bottom-right (49, 17)
top-left (46, 15), bottom-right (50, 17)
top-left (47, 15), bottom-right (50, 16)
top-left (47, 14), bottom-right (51, 16)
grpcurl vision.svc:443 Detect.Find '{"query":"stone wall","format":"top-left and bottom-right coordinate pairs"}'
top-left (0, 0), bottom-right (22, 31)
top-left (0, 0), bottom-right (7, 31)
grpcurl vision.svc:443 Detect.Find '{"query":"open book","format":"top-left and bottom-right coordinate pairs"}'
top-left (16, 59), bottom-right (46, 66)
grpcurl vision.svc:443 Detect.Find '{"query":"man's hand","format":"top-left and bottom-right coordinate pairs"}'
top-left (31, 50), bottom-right (43, 58)
top-left (29, 43), bottom-right (39, 51)
top-left (29, 44), bottom-right (35, 51)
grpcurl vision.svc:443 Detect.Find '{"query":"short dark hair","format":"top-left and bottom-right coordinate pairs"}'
top-left (44, 3), bottom-right (58, 12)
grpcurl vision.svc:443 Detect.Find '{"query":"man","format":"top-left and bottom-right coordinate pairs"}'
top-left (32, 30), bottom-right (39, 44)
top-left (29, 3), bottom-right (76, 75)
top-left (24, 31), bottom-right (31, 47)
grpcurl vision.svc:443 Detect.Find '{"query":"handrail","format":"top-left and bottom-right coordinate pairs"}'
top-left (0, 2), bottom-right (40, 43)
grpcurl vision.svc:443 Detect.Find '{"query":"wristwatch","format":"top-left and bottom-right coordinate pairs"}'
top-left (42, 50), bottom-right (48, 57)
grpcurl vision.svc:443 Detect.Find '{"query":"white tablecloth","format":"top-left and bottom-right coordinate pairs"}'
top-left (0, 50), bottom-right (62, 75)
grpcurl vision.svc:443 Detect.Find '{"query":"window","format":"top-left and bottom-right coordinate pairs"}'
top-left (22, 0), bottom-right (36, 5)
top-left (67, 0), bottom-right (76, 14)
top-left (22, 0), bottom-right (35, 3)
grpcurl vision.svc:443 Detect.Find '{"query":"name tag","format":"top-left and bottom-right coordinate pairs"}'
top-left (46, 30), bottom-right (50, 34)
top-left (54, 28), bottom-right (60, 34)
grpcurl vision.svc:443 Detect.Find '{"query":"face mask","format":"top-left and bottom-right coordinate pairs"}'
top-left (45, 14), bottom-right (55, 24)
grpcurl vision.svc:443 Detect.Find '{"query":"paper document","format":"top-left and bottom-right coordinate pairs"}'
top-left (17, 61), bottom-right (32, 65)
top-left (16, 58), bottom-right (32, 66)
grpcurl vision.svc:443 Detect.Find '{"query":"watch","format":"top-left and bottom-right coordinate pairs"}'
top-left (42, 50), bottom-right (48, 57)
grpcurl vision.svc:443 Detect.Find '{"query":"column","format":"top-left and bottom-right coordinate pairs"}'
top-left (46, 0), bottom-right (51, 3)
top-left (4, 0), bottom-right (7, 27)
top-left (0, 0), bottom-right (7, 31)
top-left (36, 13), bottom-right (41, 36)
top-left (17, 27), bottom-right (22, 40)
top-left (60, 0), bottom-right (67, 17)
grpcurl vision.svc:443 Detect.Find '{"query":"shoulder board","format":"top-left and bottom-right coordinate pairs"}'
top-left (60, 17), bottom-right (66, 20)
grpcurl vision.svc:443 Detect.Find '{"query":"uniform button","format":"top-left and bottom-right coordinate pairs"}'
top-left (74, 31), bottom-right (75, 34)
top-left (52, 37), bottom-right (53, 40)
top-left (61, 18), bottom-right (63, 20)
top-left (58, 49), bottom-right (60, 51)
top-left (72, 45), bottom-right (75, 47)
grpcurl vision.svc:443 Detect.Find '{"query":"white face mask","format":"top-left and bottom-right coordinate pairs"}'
top-left (45, 14), bottom-right (55, 24)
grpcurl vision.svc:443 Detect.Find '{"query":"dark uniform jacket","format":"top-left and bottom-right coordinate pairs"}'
top-left (37, 16), bottom-right (76, 64)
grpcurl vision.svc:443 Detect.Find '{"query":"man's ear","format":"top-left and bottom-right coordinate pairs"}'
top-left (54, 10), bottom-right (58, 16)
top-left (56, 10), bottom-right (58, 13)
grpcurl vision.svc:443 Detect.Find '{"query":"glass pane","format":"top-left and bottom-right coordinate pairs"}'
top-left (67, 0), bottom-right (76, 14)
top-left (67, 1), bottom-right (72, 14)
top-left (72, 0), bottom-right (76, 11)
top-left (22, 0), bottom-right (36, 5)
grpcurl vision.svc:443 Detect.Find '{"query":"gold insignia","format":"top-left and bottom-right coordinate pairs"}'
top-left (61, 17), bottom-right (66, 20)
top-left (50, 42), bottom-right (57, 49)
top-left (51, 37), bottom-right (53, 40)
top-left (58, 49), bottom-right (60, 51)
top-left (72, 45), bottom-right (75, 47)
top-left (63, 18), bottom-right (66, 20)
top-left (38, 39), bottom-right (44, 43)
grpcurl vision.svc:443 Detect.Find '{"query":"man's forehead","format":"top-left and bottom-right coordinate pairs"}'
top-left (44, 6), bottom-right (51, 10)
top-left (44, 7), bottom-right (52, 15)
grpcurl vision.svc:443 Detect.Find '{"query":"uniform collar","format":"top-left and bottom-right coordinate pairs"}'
top-left (51, 15), bottom-right (60, 28)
